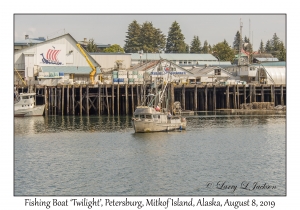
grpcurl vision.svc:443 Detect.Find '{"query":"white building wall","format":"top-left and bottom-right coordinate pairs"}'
top-left (14, 35), bottom-right (99, 70)
top-left (91, 54), bottom-right (131, 69)
top-left (265, 67), bottom-right (286, 84)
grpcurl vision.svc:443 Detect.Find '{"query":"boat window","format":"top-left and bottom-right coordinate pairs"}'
top-left (145, 115), bottom-right (152, 119)
top-left (140, 115), bottom-right (145, 119)
top-left (153, 115), bottom-right (158, 119)
top-left (134, 115), bottom-right (139, 118)
top-left (22, 96), bottom-right (29, 99)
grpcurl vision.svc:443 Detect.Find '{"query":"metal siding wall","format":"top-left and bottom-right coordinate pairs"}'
top-left (265, 67), bottom-right (286, 84)
top-left (91, 54), bottom-right (131, 69)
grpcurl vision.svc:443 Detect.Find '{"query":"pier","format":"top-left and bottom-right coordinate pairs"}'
top-left (16, 84), bottom-right (286, 116)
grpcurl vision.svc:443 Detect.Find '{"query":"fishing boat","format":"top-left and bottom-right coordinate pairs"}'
top-left (132, 104), bottom-right (187, 133)
top-left (14, 90), bottom-right (45, 117)
top-left (132, 82), bottom-right (186, 133)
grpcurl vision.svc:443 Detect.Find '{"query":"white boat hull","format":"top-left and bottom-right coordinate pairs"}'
top-left (14, 105), bottom-right (45, 117)
top-left (133, 119), bottom-right (186, 133)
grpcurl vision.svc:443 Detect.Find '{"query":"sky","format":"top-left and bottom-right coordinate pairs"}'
top-left (14, 14), bottom-right (286, 52)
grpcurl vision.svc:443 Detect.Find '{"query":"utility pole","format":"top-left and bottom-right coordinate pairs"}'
top-left (238, 19), bottom-right (243, 66)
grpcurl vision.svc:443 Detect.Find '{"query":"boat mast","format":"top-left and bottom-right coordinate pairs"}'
top-left (238, 19), bottom-right (243, 66)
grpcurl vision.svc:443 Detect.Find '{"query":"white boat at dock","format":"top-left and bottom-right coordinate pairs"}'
top-left (132, 71), bottom-right (187, 132)
top-left (14, 91), bottom-right (45, 117)
top-left (132, 105), bottom-right (187, 133)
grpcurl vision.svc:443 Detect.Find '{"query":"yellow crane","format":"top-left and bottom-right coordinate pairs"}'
top-left (76, 43), bottom-right (98, 84)
top-left (14, 68), bottom-right (26, 86)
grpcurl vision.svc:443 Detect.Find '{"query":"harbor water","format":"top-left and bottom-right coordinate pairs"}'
top-left (14, 111), bottom-right (286, 196)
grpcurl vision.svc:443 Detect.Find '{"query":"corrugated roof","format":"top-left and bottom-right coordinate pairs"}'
top-left (41, 66), bottom-right (100, 74)
top-left (90, 52), bottom-right (131, 56)
top-left (184, 61), bottom-right (232, 66)
top-left (252, 61), bottom-right (286, 67)
top-left (131, 53), bottom-right (218, 61)
top-left (255, 58), bottom-right (279, 62)
top-left (14, 39), bottom-right (45, 45)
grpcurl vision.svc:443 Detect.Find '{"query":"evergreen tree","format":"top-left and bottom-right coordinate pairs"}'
top-left (278, 42), bottom-right (286, 61)
top-left (190, 36), bottom-right (201, 53)
top-left (202, 40), bottom-right (209, 53)
top-left (185, 43), bottom-right (190, 53)
top-left (124, 20), bottom-right (141, 53)
top-left (138, 21), bottom-right (166, 53)
top-left (212, 39), bottom-right (235, 62)
top-left (103, 44), bottom-right (125, 53)
top-left (86, 39), bottom-right (98, 52)
top-left (258, 40), bottom-right (265, 53)
top-left (244, 36), bottom-right (250, 43)
top-left (265, 40), bottom-right (272, 52)
top-left (233, 31), bottom-right (241, 53)
top-left (208, 44), bottom-right (212, 53)
top-left (271, 33), bottom-right (281, 52)
top-left (152, 27), bottom-right (166, 53)
top-left (166, 21), bottom-right (186, 53)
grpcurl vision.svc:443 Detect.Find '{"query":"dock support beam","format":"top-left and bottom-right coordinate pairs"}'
top-left (182, 85), bottom-right (185, 110)
top-left (105, 85), bottom-right (109, 115)
top-left (243, 85), bottom-right (246, 104)
top-left (271, 85), bottom-right (274, 103)
top-left (112, 85), bottom-right (115, 115)
top-left (131, 85), bottom-right (134, 114)
top-left (233, 85), bottom-right (236, 109)
top-left (72, 85), bottom-right (75, 115)
top-left (80, 85), bottom-right (82, 116)
top-left (61, 85), bottom-right (64, 116)
top-left (170, 83), bottom-right (174, 113)
top-left (253, 85), bottom-right (256, 102)
top-left (194, 85), bottom-right (197, 111)
top-left (249, 84), bottom-right (252, 103)
top-left (86, 85), bottom-right (90, 115)
top-left (281, 85), bottom-right (284, 105)
top-left (137, 85), bottom-right (140, 106)
top-left (205, 85), bottom-right (208, 111)
top-left (125, 84), bottom-right (129, 115)
top-left (226, 85), bottom-right (230, 109)
top-left (117, 85), bottom-right (120, 115)
top-left (98, 84), bottom-right (101, 116)
top-left (236, 85), bottom-right (239, 109)
top-left (44, 86), bottom-right (48, 117)
top-left (261, 85), bottom-right (264, 102)
top-left (213, 85), bottom-right (216, 110)
top-left (67, 86), bottom-right (69, 115)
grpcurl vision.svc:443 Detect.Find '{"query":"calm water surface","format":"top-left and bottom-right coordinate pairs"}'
top-left (14, 111), bottom-right (286, 196)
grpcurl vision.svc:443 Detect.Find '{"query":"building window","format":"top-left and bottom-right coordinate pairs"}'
top-left (215, 69), bottom-right (221, 75)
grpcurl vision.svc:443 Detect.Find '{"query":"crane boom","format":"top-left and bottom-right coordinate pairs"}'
top-left (76, 43), bottom-right (97, 84)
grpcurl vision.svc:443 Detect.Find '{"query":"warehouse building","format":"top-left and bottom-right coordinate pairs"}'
top-left (14, 33), bottom-right (101, 86)
top-left (130, 53), bottom-right (232, 69)
top-left (90, 53), bottom-right (131, 72)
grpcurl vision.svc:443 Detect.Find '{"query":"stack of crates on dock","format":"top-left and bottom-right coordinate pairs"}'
top-left (118, 70), bottom-right (127, 84)
top-left (112, 70), bottom-right (119, 84)
top-left (136, 71), bottom-right (144, 84)
top-left (103, 74), bottom-right (112, 84)
top-left (38, 72), bottom-right (44, 77)
top-left (128, 71), bottom-right (134, 84)
top-left (112, 70), bottom-right (130, 84)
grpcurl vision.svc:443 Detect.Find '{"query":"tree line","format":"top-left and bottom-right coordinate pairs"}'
top-left (86, 20), bottom-right (286, 62)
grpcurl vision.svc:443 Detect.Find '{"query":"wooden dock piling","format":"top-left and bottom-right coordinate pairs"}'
top-left (21, 83), bottom-right (286, 116)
